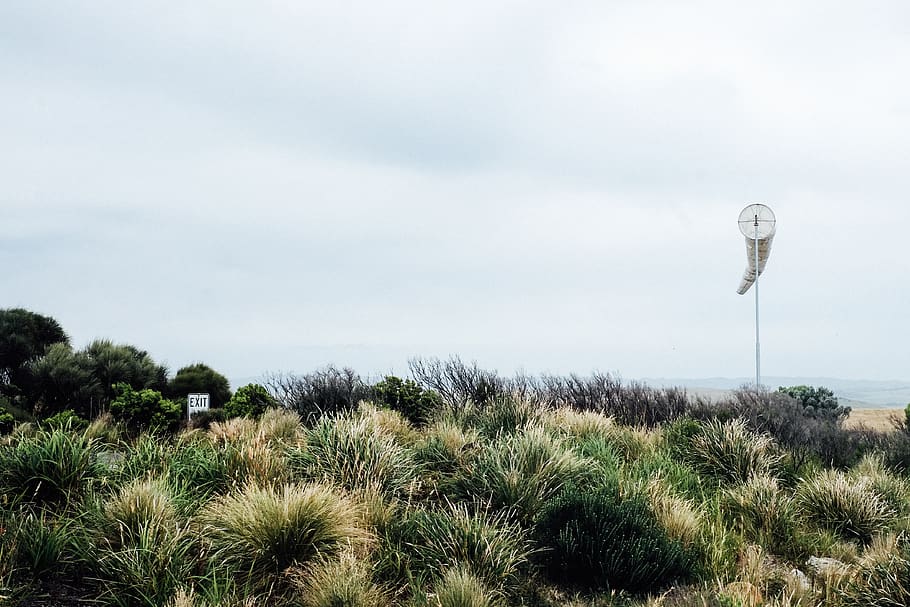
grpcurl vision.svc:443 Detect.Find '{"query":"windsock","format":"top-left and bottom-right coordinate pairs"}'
top-left (737, 231), bottom-right (774, 295)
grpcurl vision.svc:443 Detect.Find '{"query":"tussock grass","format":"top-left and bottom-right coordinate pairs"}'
top-left (454, 426), bottom-right (599, 523)
top-left (645, 479), bottom-right (703, 548)
top-left (399, 500), bottom-right (534, 598)
top-left (685, 419), bottom-right (781, 485)
top-left (198, 482), bottom-right (367, 587)
top-left (296, 414), bottom-right (419, 497)
top-left (724, 475), bottom-right (798, 557)
top-left (0, 425), bottom-right (105, 506)
top-left (542, 406), bottom-right (616, 439)
top-left (292, 549), bottom-right (389, 607)
top-left (795, 469), bottom-right (895, 544)
top-left (431, 567), bottom-right (496, 607)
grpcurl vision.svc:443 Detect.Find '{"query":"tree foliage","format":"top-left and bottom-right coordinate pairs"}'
top-left (166, 363), bottom-right (231, 408)
top-left (0, 308), bottom-right (69, 396)
top-left (777, 385), bottom-right (848, 419)
top-left (372, 375), bottom-right (441, 425)
top-left (108, 383), bottom-right (181, 433)
top-left (224, 383), bottom-right (275, 419)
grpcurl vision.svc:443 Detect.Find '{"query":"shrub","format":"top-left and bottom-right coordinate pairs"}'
top-left (186, 407), bottom-right (226, 430)
top-left (777, 385), bottom-right (848, 419)
top-left (198, 483), bottom-right (367, 588)
top-left (684, 418), bottom-right (781, 485)
top-left (40, 409), bottom-right (88, 431)
top-left (535, 484), bottom-right (694, 593)
top-left (0, 426), bottom-right (104, 505)
top-left (295, 414), bottom-right (418, 497)
top-left (397, 501), bottom-right (534, 598)
top-left (454, 426), bottom-right (598, 523)
top-left (265, 367), bottom-right (371, 423)
top-left (408, 356), bottom-right (510, 405)
top-left (109, 383), bottom-right (181, 434)
top-left (0, 410), bottom-right (14, 435)
top-left (372, 375), bottom-right (441, 426)
top-left (224, 383), bottom-right (275, 419)
top-left (795, 469), bottom-right (895, 544)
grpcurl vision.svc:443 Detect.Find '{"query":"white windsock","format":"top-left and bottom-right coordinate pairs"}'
top-left (736, 204), bottom-right (777, 295)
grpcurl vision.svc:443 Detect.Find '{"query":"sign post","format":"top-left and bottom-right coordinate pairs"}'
top-left (187, 393), bottom-right (210, 421)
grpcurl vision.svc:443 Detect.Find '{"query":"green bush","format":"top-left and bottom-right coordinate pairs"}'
top-left (109, 383), bottom-right (181, 434)
top-left (40, 409), bottom-right (88, 431)
top-left (0, 426), bottom-right (104, 505)
top-left (0, 410), bottom-right (14, 435)
top-left (372, 375), bottom-right (441, 426)
top-left (535, 484), bottom-right (694, 593)
top-left (223, 383), bottom-right (275, 419)
top-left (166, 363), bottom-right (232, 408)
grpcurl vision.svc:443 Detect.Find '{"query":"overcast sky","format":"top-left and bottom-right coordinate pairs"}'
top-left (3, 1), bottom-right (909, 386)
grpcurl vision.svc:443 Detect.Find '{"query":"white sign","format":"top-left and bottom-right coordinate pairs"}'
top-left (187, 393), bottom-right (210, 420)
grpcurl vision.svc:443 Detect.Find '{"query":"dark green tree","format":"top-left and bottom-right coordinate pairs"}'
top-left (0, 308), bottom-right (69, 397)
top-left (27, 343), bottom-right (99, 417)
top-left (83, 339), bottom-right (168, 404)
top-left (166, 363), bottom-right (232, 408)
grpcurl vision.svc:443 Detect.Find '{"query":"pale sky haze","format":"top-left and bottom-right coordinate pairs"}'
top-left (3, 1), bottom-right (909, 385)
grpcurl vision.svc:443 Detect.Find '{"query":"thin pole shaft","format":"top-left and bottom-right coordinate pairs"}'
top-left (754, 219), bottom-right (760, 387)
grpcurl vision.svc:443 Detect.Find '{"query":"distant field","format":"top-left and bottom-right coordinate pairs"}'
top-left (845, 408), bottom-right (902, 432)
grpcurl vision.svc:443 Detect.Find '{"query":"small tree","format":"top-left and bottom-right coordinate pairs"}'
top-left (777, 385), bottom-right (849, 420)
top-left (109, 383), bottom-right (181, 433)
top-left (166, 363), bottom-right (232, 408)
top-left (224, 383), bottom-right (276, 419)
top-left (0, 308), bottom-right (69, 397)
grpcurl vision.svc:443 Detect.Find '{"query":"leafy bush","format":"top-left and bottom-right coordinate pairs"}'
top-left (223, 383), bottom-right (275, 419)
top-left (683, 418), bottom-right (781, 485)
top-left (0, 426), bottom-right (104, 505)
top-left (198, 483), bottom-right (367, 588)
top-left (40, 409), bottom-right (88, 431)
top-left (777, 385), bottom-right (848, 419)
top-left (0, 410), bottom-right (14, 435)
top-left (795, 469), bottom-right (896, 544)
top-left (535, 484), bottom-right (694, 593)
top-left (372, 375), bottom-right (441, 426)
top-left (109, 383), bottom-right (181, 434)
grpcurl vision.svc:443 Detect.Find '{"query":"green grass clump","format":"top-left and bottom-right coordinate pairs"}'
top-left (86, 478), bottom-right (194, 607)
top-left (296, 414), bottom-right (418, 497)
top-left (431, 567), bottom-right (496, 607)
top-left (795, 469), bottom-right (895, 544)
top-left (724, 475), bottom-right (799, 557)
top-left (0, 425), bottom-right (105, 506)
top-left (396, 501), bottom-right (534, 599)
top-left (198, 482), bottom-right (367, 588)
top-left (454, 426), bottom-right (599, 523)
top-left (684, 418), bottom-right (781, 485)
top-left (293, 550), bottom-right (389, 607)
top-left (535, 483), bottom-right (695, 593)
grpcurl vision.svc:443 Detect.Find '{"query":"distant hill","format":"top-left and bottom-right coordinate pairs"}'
top-left (642, 377), bottom-right (910, 409)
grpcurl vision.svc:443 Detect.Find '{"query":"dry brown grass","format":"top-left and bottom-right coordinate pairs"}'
top-left (844, 409), bottom-right (901, 432)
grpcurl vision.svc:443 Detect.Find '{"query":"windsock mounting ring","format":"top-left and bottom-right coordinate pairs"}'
top-left (738, 204), bottom-right (776, 238)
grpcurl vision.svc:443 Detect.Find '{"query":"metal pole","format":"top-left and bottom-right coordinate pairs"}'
top-left (754, 216), bottom-right (760, 387)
